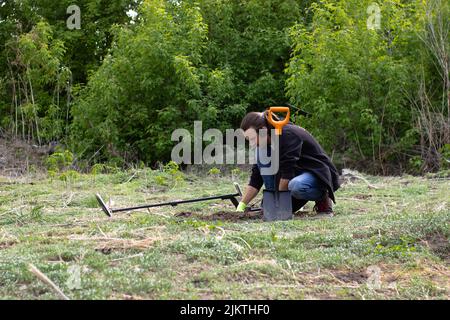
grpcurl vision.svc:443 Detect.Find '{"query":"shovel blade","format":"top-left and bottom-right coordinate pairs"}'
top-left (262, 190), bottom-right (293, 221)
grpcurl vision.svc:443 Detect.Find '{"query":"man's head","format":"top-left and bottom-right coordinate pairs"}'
top-left (240, 111), bottom-right (273, 148)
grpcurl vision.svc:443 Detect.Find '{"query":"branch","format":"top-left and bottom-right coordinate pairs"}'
top-left (28, 264), bottom-right (70, 300)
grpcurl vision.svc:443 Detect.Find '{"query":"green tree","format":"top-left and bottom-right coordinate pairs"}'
top-left (71, 0), bottom-right (208, 163)
top-left (4, 21), bottom-right (70, 143)
top-left (197, 0), bottom-right (304, 121)
top-left (286, 0), bottom-right (427, 173)
top-left (0, 0), bottom-right (138, 143)
top-left (71, 0), bottom-right (308, 164)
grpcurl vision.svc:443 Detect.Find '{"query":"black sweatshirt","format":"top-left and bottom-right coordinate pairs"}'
top-left (248, 123), bottom-right (341, 203)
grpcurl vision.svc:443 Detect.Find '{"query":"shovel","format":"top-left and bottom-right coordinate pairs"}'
top-left (261, 106), bottom-right (293, 221)
top-left (262, 189), bottom-right (293, 221)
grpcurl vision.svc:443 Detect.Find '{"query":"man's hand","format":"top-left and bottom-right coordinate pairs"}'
top-left (236, 202), bottom-right (247, 212)
top-left (236, 185), bottom-right (260, 212)
top-left (279, 178), bottom-right (289, 191)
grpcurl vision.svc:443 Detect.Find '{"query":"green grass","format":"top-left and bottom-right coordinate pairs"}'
top-left (0, 169), bottom-right (448, 300)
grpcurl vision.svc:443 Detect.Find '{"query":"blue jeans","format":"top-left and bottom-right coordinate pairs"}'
top-left (257, 147), bottom-right (326, 201)
top-left (287, 171), bottom-right (326, 201)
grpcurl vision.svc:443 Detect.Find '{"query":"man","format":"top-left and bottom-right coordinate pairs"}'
top-left (236, 111), bottom-right (340, 217)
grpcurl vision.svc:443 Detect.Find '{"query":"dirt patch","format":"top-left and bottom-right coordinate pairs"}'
top-left (333, 270), bottom-right (368, 284)
top-left (354, 194), bottom-right (372, 199)
top-left (175, 210), bottom-right (323, 222)
top-left (175, 210), bottom-right (263, 222)
top-left (352, 233), bottom-right (369, 239)
top-left (0, 240), bottom-right (17, 250)
top-left (222, 270), bottom-right (272, 285)
top-left (421, 234), bottom-right (449, 261)
top-left (45, 252), bottom-right (78, 262)
top-left (0, 138), bottom-right (50, 177)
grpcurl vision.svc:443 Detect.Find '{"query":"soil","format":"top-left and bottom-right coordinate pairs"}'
top-left (422, 234), bottom-right (450, 261)
top-left (354, 194), bottom-right (372, 199)
top-left (175, 210), bottom-right (263, 221)
top-left (0, 138), bottom-right (49, 177)
top-left (175, 209), bottom-right (314, 222)
top-left (333, 270), bottom-right (368, 284)
top-left (0, 241), bottom-right (17, 250)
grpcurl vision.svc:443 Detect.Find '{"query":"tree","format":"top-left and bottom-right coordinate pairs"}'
top-left (71, 0), bottom-right (307, 164)
top-left (286, 0), bottom-right (429, 173)
top-left (0, 0), bottom-right (139, 143)
top-left (71, 0), bottom-right (208, 164)
top-left (4, 21), bottom-right (69, 143)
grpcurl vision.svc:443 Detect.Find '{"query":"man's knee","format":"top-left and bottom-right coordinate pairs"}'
top-left (288, 179), bottom-right (297, 192)
top-left (288, 179), bottom-right (308, 199)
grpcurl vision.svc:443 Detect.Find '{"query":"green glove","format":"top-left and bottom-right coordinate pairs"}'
top-left (236, 201), bottom-right (247, 212)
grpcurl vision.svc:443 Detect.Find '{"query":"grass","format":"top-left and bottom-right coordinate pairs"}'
top-left (0, 168), bottom-right (448, 300)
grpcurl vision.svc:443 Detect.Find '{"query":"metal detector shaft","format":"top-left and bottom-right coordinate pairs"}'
top-left (114, 193), bottom-right (240, 213)
top-left (96, 182), bottom-right (261, 217)
top-left (96, 193), bottom-right (239, 217)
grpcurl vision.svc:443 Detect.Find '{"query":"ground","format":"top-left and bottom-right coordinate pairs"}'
top-left (0, 167), bottom-right (449, 300)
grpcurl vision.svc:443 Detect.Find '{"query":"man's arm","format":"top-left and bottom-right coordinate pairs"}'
top-left (241, 185), bottom-right (260, 205)
top-left (237, 164), bottom-right (263, 212)
top-left (279, 178), bottom-right (289, 191)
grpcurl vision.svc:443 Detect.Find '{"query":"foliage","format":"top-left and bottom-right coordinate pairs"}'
top-left (0, 0), bottom-right (449, 173)
top-left (69, 0), bottom-right (305, 165)
top-left (208, 167), bottom-right (221, 176)
top-left (46, 149), bottom-right (73, 171)
top-left (285, 0), bottom-right (436, 173)
top-left (45, 148), bottom-right (75, 183)
top-left (70, 0), bottom-right (208, 163)
top-left (4, 21), bottom-right (70, 143)
top-left (0, 0), bottom-right (138, 143)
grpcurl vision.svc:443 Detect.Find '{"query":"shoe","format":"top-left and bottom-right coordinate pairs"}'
top-left (313, 191), bottom-right (334, 218)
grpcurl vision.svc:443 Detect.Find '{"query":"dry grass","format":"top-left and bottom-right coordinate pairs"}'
top-left (0, 169), bottom-right (448, 299)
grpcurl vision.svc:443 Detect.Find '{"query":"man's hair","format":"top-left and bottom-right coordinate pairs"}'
top-left (240, 111), bottom-right (279, 131)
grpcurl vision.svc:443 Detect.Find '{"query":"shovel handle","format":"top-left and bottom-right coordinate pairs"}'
top-left (267, 107), bottom-right (290, 135)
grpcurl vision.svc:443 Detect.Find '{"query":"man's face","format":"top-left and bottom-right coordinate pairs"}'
top-left (244, 128), bottom-right (268, 148)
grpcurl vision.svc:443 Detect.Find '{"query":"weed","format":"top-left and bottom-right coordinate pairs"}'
top-left (0, 172), bottom-right (448, 299)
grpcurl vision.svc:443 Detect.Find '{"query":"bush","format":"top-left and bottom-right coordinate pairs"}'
top-left (70, 0), bottom-right (303, 165)
top-left (286, 0), bottom-right (425, 174)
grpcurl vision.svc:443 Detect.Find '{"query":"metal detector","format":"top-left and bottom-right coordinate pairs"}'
top-left (96, 182), bottom-right (260, 217)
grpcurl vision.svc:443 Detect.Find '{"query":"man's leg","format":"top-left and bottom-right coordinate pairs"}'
top-left (288, 171), bottom-right (333, 216)
top-left (288, 171), bottom-right (326, 201)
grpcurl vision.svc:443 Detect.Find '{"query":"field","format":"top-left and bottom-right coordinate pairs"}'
top-left (0, 168), bottom-right (449, 300)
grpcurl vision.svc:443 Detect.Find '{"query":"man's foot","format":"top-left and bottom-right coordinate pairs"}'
top-left (313, 191), bottom-right (334, 218)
